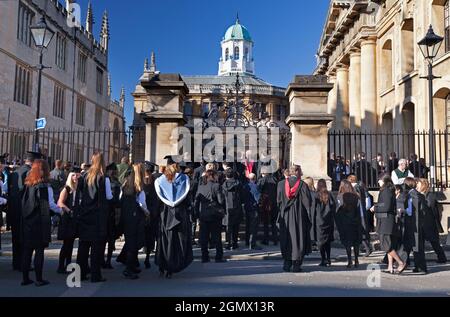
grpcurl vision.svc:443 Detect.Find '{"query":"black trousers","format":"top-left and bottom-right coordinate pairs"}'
top-left (226, 219), bottom-right (240, 247)
top-left (412, 235), bottom-right (427, 272)
top-left (262, 211), bottom-right (278, 244)
top-left (58, 239), bottom-right (75, 270)
top-left (11, 222), bottom-right (21, 270)
top-left (76, 240), bottom-right (104, 281)
top-left (428, 239), bottom-right (447, 262)
top-left (245, 209), bottom-right (259, 247)
top-left (319, 241), bottom-right (331, 262)
top-left (200, 221), bottom-right (223, 260)
top-left (22, 246), bottom-right (44, 282)
top-left (145, 221), bottom-right (158, 255)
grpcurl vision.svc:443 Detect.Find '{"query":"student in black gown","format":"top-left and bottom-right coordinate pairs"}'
top-left (335, 180), bottom-right (362, 268)
top-left (120, 163), bottom-right (150, 279)
top-left (371, 175), bottom-right (407, 274)
top-left (9, 151), bottom-right (40, 271)
top-left (257, 170), bottom-right (279, 246)
top-left (103, 163), bottom-right (121, 270)
top-left (402, 177), bottom-right (428, 274)
top-left (154, 159), bottom-right (193, 278)
top-left (222, 168), bottom-right (243, 250)
top-left (56, 170), bottom-right (80, 274)
top-left (143, 162), bottom-right (161, 269)
top-left (21, 159), bottom-right (62, 286)
top-left (76, 153), bottom-right (113, 283)
top-left (416, 178), bottom-right (447, 263)
top-left (303, 177), bottom-right (317, 250)
top-left (277, 165), bottom-right (312, 273)
top-left (313, 179), bottom-right (336, 267)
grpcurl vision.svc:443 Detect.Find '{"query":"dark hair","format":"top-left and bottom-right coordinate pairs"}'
top-left (317, 179), bottom-right (330, 204)
top-left (225, 168), bottom-right (234, 179)
top-left (202, 170), bottom-right (217, 184)
top-left (338, 180), bottom-right (356, 195)
top-left (404, 177), bottom-right (417, 190)
top-left (395, 185), bottom-right (403, 193)
top-left (380, 174), bottom-right (395, 191)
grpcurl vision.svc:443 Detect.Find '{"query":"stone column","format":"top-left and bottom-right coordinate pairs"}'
top-left (336, 65), bottom-right (350, 130)
top-left (327, 74), bottom-right (337, 128)
top-left (349, 51), bottom-right (362, 129)
top-left (360, 38), bottom-right (378, 131)
top-left (286, 75), bottom-right (334, 189)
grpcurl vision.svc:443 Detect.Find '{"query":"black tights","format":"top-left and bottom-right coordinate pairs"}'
top-left (345, 244), bottom-right (360, 265)
top-left (58, 239), bottom-right (74, 270)
top-left (76, 240), bottom-right (104, 281)
top-left (319, 242), bottom-right (331, 262)
top-left (22, 246), bottom-right (44, 282)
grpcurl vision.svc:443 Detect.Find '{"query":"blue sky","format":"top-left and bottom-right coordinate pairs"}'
top-left (74, 0), bottom-right (330, 126)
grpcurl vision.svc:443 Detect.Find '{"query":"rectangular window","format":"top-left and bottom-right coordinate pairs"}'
top-left (77, 52), bottom-right (87, 83)
top-left (94, 106), bottom-right (103, 129)
top-left (17, 2), bottom-right (34, 46)
top-left (96, 67), bottom-right (104, 95)
top-left (50, 142), bottom-right (63, 161)
top-left (13, 63), bottom-right (31, 106)
top-left (183, 102), bottom-right (193, 117)
top-left (55, 34), bottom-right (67, 70)
top-left (74, 147), bottom-right (84, 165)
top-left (277, 105), bottom-right (286, 121)
top-left (53, 84), bottom-right (65, 118)
top-left (76, 96), bottom-right (86, 126)
top-left (445, 0), bottom-right (450, 52)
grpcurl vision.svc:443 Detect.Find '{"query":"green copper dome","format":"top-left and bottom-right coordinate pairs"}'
top-left (223, 18), bottom-right (252, 42)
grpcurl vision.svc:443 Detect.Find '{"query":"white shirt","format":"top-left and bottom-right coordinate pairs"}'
top-left (105, 177), bottom-right (113, 200)
top-left (119, 190), bottom-right (150, 215)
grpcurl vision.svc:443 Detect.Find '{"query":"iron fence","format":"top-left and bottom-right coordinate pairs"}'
top-left (328, 130), bottom-right (450, 190)
top-left (0, 127), bottom-right (144, 166)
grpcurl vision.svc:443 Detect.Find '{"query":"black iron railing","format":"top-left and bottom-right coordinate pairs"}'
top-left (328, 130), bottom-right (450, 190)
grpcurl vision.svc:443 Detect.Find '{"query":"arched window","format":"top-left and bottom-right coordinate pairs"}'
top-left (445, 0), bottom-right (449, 52)
top-left (234, 46), bottom-right (240, 60)
top-left (401, 19), bottom-right (415, 75)
top-left (225, 48), bottom-right (229, 61)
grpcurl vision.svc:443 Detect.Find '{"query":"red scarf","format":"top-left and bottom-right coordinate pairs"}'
top-left (245, 161), bottom-right (254, 179)
top-left (285, 178), bottom-right (301, 200)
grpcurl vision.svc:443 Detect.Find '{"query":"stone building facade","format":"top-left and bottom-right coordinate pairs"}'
top-left (0, 0), bottom-right (125, 163)
top-left (315, 0), bottom-right (450, 134)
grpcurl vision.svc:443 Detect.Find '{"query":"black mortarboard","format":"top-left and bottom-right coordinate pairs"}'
top-left (164, 155), bottom-right (182, 165)
top-left (25, 151), bottom-right (44, 161)
top-left (144, 161), bottom-right (158, 173)
top-left (106, 163), bottom-right (118, 172)
top-left (71, 166), bottom-right (82, 173)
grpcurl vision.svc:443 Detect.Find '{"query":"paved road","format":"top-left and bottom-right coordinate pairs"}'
top-left (0, 237), bottom-right (450, 297)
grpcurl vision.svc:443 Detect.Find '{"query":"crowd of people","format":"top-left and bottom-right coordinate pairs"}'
top-left (0, 149), bottom-right (447, 287)
top-left (328, 152), bottom-right (430, 190)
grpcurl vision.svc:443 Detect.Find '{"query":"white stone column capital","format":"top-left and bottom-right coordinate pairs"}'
top-left (349, 50), bottom-right (361, 58)
top-left (336, 64), bottom-right (350, 71)
top-left (360, 37), bottom-right (377, 47)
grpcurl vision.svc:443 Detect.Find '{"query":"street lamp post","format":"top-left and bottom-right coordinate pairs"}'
top-left (418, 25), bottom-right (444, 190)
top-left (30, 16), bottom-right (54, 152)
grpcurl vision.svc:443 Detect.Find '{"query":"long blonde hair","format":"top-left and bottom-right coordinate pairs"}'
top-left (86, 153), bottom-right (105, 187)
top-left (65, 172), bottom-right (78, 192)
top-left (417, 178), bottom-right (430, 194)
top-left (164, 163), bottom-right (179, 183)
top-left (123, 163), bottom-right (144, 195)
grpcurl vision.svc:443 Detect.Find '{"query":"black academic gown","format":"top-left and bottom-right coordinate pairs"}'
top-left (276, 177), bottom-right (312, 262)
top-left (313, 195), bottom-right (336, 247)
top-left (423, 192), bottom-right (444, 243)
top-left (354, 183), bottom-right (371, 241)
top-left (335, 193), bottom-right (363, 248)
top-left (121, 192), bottom-right (146, 253)
top-left (76, 176), bottom-right (109, 242)
top-left (402, 189), bottom-right (426, 253)
top-left (21, 184), bottom-right (52, 249)
top-left (155, 192), bottom-right (193, 274)
top-left (57, 186), bottom-right (78, 241)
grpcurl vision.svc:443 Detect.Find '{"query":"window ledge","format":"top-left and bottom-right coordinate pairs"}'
top-left (433, 52), bottom-right (450, 67)
top-left (379, 86), bottom-right (395, 97)
top-left (397, 71), bottom-right (418, 85)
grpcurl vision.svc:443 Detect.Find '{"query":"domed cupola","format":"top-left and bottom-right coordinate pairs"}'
top-left (218, 15), bottom-right (255, 77)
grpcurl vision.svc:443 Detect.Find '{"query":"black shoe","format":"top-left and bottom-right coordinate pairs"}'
top-left (21, 279), bottom-right (34, 286)
top-left (436, 259), bottom-right (447, 264)
top-left (412, 268), bottom-right (428, 274)
top-left (354, 260), bottom-right (359, 268)
top-left (123, 270), bottom-right (139, 280)
top-left (131, 267), bottom-right (142, 274)
top-left (165, 272), bottom-right (172, 279)
top-left (91, 277), bottom-right (107, 283)
top-left (346, 262), bottom-right (353, 269)
top-left (283, 260), bottom-right (292, 272)
top-left (35, 280), bottom-right (50, 287)
top-left (225, 245), bottom-right (232, 251)
top-left (201, 258), bottom-right (210, 263)
top-left (319, 261), bottom-right (328, 267)
top-left (292, 261), bottom-right (302, 273)
top-left (144, 260), bottom-right (151, 269)
top-left (215, 258), bottom-right (227, 263)
top-left (327, 259), bottom-right (332, 266)
top-left (249, 245), bottom-right (263, 251)
top-left (365, 250), bottom-right (373, 257)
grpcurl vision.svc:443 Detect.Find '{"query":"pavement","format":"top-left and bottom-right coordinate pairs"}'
top-left (0, 231), bottom-right (450, 297)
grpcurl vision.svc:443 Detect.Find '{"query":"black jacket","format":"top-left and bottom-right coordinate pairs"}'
top-left (375, 187), bottom-right (398, 236)
top-left (194, 181), bottom-right (225, 223)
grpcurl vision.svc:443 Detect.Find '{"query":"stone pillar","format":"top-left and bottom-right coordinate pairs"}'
top-left (360, 38), bottom-right (378, 131)
top-left (349, 51), bottom-right (362, 129)
top-left (286, 75), bottom-right (334, 189)
top-left (336, 65), bottom-right (349, 130)
top-left (137, 72), bottom-right (188, 166)
top-left (327, 74), bottom-right (337, 128)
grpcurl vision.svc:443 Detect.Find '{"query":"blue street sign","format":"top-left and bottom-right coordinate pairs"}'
top-left (36, 118), bottom-right (47, 130)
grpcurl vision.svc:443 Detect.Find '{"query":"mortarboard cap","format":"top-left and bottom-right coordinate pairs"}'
top-left (25, 151), bottom-right (44, 161)
top-left (106, 163), bottom-right (118, 172)
top-left (164, 155), bottom-right (182, 165)
top-left (70, 166), bottom-right (82, 173)
top-left (144, 161), bottom-right (158, 173)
